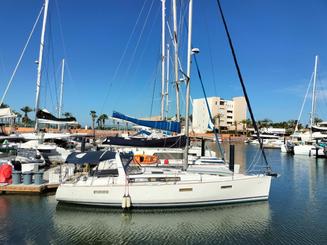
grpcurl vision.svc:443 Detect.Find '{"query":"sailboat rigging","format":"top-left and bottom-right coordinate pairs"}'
top-left (216, 0), bottom-right (275, 175)
top-left (192, 52), bottom-right (225, 161)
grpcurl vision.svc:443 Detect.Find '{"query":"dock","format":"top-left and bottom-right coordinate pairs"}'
top-left (0, 183), bottom-right (59, 194)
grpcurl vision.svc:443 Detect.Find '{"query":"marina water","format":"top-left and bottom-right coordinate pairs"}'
top-left (0, 144), bottom-right (326, 244)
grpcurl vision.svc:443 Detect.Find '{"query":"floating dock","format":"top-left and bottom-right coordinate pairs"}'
top-left (0, 183), bottom-right (59, 194)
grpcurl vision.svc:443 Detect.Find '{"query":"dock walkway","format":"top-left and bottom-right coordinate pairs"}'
top-left (0, 183), bottom-right (59, 194)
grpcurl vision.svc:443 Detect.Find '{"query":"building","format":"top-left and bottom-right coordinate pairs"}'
top-left (192, 96), bottom-right (247, 133)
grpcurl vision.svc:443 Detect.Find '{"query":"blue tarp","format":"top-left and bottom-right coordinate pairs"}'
top-left (112, 111), bottom-right (181, 133)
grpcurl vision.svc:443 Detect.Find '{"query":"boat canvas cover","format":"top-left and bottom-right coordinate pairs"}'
top-left (36, 109), bottom-right (78, 125)
top-left (65, 151), bottom-right (117, 165)
top-left (112, 111), bottom-right (181, 133)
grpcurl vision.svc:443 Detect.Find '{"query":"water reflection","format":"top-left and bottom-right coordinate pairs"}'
top-left (0, 195), bottom-right (56, 244)
top-left (53, 202), bottom-right (271, 244)
top-left (1, 144), bottom-right (327, 244)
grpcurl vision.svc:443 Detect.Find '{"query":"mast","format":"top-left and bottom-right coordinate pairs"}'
top-left (183, 0), bottom-right (193, 169)
top-left (165, 44), bottom-right (170, 119)
top-left (34, 0), bottom-right (49, 131)
top-left (310, 55), bottom-right (318, 128)
top-left (161, 0), bottom-right (166, 120)
top-left (172, 0), bottom-right (180, 122)
top-left (58, 58), bottom-right (65, 130)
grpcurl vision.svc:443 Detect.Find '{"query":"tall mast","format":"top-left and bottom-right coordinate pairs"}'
top-left (161, 0), bottom-right (166, 120)
top-left (172, 0), bottom-right (180, 122)
top-left (165, 44), bottom-right (170, 119)
top-left (34, 0), bottom-right (49, 131)
top-left (183, 0), bottom-right (193, 169)
top-left (310, 55), bottom-right (318, 127)
top-left (58, 58), bottom-right (65, 130)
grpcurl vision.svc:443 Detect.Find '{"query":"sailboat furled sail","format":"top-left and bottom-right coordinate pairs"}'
top-left (112, 111), bottom-right (181, 133)
top-left (36, 109), bottom-right (77, 125)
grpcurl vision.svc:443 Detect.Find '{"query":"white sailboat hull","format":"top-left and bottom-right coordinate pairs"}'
top-left (293, 145), bottom-right (312, 155)
top-left (293, 145), bottom-right (324, 156)
top-left (56, 174), bottom-right (271, 208)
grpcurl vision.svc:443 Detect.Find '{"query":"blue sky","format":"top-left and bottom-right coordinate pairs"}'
top-left (0, 0), bottom-right (326, 126)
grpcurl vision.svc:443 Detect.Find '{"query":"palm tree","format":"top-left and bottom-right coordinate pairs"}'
top-left (90, 110), bottom-right (97, 136)
top-left (241, 119), bottom-right (247, 135)
top-left (12, 111), bottom-right (22, 125)
top-left (234, 121), bottom-right (238, 135)
top-left (96, 117), bottom-right (101, 128)
top-left (98, 114), bottom-right (108, 129)
top-left (63, 112), bottom-right (76, 121)
top-left (21, 106), bottom-right (33, 127)
top-left (63, 112), bottom-right (72, 118)
top-left (258, 118), bottom-right (272, 129)
top-left (314, 117), bottom-right (323, 124)
top-left (246, 118), bottom-right (252, 128)
top-left (213, 113), bottom-right (222, 130)
top-left (0, 103), bottom-right (9, 108)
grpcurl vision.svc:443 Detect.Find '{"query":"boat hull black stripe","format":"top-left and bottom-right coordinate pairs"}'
top-left (58, 195), bottom-right (269, 208)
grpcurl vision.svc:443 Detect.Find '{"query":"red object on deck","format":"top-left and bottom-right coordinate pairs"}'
top-left (0, 164), bottom-right (12, 184)
top-left (164, 159), bottom-right (169, 165)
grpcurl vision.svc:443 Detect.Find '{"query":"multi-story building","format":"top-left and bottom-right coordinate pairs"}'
top-left (192, 96), bottom-right (246, 133)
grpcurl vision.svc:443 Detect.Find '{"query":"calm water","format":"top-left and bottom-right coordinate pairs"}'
top-left (1, 144), bottom-right (327, 244)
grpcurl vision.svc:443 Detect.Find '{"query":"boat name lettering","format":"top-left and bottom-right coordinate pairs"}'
top-left (93, 190), bottom-right (109, 194)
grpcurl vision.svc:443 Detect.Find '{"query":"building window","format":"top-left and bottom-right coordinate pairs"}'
top-left (227, 116), bottom-right (233, 119)
top-left (227, 110), bottom-right (233, 113)
top-left (220, 101), bottom-right (224, 105)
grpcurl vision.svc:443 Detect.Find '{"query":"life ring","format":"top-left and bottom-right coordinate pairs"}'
top-left (133, 154), bottom-right (159, 165)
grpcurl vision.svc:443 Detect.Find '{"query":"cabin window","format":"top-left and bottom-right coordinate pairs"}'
top-left (129, 177), bottom-right (181, 183)
top-left (94, 169), bottom-right (119, 177)
top-left (151, 171), bottom-right (164, 174)
top-left (221, 185), bottom-right (232, 189)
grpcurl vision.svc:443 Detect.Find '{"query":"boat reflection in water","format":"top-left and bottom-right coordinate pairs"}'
top-left (54, 202), bottom-right (271, 244)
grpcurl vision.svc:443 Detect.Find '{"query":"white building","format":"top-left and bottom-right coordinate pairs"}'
top-left (192, 96), bottom-right (247, 133)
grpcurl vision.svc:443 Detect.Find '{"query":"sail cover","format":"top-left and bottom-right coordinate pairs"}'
top-left (65, 151), bottom-right (116, 164)
top-left (36, 109), bottom-right (78, 125)
top-left (112, 111), bottom-right (181, 133)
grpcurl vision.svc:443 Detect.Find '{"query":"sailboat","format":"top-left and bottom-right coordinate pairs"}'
top-left (103, 111), bottom-right (187, 148)
top-left (7, 0), bottom-right (83, 163)
top-left (56, 0), bottom-right (275, 208)
top-left (282, 55), bottom-right (327, 156)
